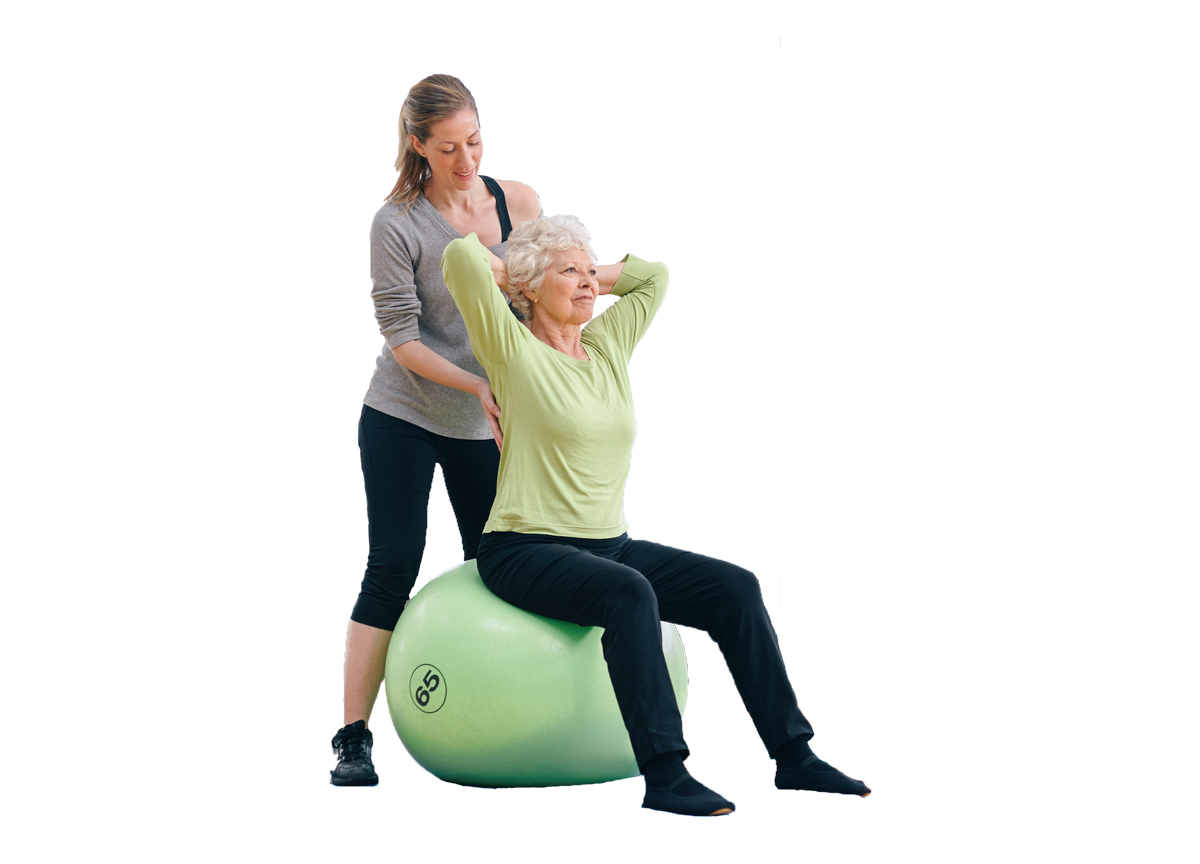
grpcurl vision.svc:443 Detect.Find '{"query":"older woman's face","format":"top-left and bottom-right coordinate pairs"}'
top-left (532, 247), bottom-right (599, 327)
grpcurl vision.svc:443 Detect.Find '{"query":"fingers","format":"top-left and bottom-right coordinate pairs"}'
top-left (479, 384), bottom-right (502, 417)
top-left (477, 381), bottom-right (503, 450)
top-left (486, 412), bottom-right (504, 451)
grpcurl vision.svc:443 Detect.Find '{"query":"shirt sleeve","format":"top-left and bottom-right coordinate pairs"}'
top-left (369, 209), bottom-right (421, 349)
top-left (442, 233), bottom-right (530, 366)
top-left (584, 254), bottom-right (668, 361)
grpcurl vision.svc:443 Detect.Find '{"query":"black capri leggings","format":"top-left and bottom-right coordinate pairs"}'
top-left (351, 404), bottom-right (500, 630)
top-left (476, 531), bottom-right (814, 768)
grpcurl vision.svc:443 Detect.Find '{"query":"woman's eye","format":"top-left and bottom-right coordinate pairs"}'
top-left (589, 269), bottom-right (597, 276)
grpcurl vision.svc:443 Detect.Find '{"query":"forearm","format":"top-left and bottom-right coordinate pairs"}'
top-left (586, 255), bottom-right (667, 355)
top-left (391, 340), bottom-right (485, 395)
top-left (595, 262), bottom-right (626, 296)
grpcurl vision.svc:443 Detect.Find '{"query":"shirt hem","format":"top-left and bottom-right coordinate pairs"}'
top-left (361, 395), bottom-right (494, 441)
top-left (483, 520), bottom-right (629, 540)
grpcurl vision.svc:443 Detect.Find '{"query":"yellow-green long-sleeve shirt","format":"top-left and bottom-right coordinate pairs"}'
top-left (441, 234), bottom-right (667, 539)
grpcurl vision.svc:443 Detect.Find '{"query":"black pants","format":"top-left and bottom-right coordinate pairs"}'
top-left (352, 405), bottom-right (499, 631)
top-left (475, 531), bottom-right (814, 768)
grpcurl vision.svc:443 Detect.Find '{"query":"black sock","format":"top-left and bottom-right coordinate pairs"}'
top-left (774, 736), bottom-right (815, 768)
top-left (774, 736), bottom-right (870, 795)
top-left (642, 752), bottom-right (705, 796)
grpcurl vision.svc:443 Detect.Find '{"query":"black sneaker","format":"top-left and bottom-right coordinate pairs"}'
top-left (330, 720), bottom-right (378, 786)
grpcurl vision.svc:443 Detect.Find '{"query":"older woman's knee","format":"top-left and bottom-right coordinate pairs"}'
top-left (606, 571), bottom-right (660, 617)
top-left (717, 564), bottom-right (765, 610)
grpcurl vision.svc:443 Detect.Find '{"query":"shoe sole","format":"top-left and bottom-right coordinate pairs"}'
top-left (775, 784), bottom-right (871, 798)
top-left (642, 803), bottom-right (735, 817)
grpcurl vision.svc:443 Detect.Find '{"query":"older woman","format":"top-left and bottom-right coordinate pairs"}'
top-left (441, 217), bottom-right (869, 816)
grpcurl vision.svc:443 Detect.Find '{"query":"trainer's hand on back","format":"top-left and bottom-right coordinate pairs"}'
top-left (475, 379), bottom-right (503, 451)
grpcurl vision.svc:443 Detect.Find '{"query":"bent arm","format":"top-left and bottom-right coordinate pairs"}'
top-left (595, 262), bottom-right (626, 296)
top-left (390, 341), bottom-right (489, 396)
top-left (371, 216), bottom-right (491, 394)
top-left (391, 341), bottom-right (503, 449)
top-left (586, 255), bottom-right (668, 359)
top-left (443, 234), bottom-right (530, 365)
top-left (370, 215), bottom-right (422, 349)
top-left (371, 214), bottom-right (502, 447)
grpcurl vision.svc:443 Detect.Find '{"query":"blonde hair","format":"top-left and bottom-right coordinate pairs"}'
top-left (504, 215), bottom-right (597, 319)
top-left (386, 75), bottom-right (479, 209)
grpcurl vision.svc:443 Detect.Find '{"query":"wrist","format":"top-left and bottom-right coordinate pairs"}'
top-left (595, 262), bottom-right (626, 295)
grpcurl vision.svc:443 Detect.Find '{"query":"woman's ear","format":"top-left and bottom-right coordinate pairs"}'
top-left (410, 134), bottom-right (427, 158)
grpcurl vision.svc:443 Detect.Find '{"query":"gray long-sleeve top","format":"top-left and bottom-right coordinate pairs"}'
top-left (363, 195), bottom-right (509, 439)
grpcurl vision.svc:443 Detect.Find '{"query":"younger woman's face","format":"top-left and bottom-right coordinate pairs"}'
top-left (412, 109), bottom-right (482, 192)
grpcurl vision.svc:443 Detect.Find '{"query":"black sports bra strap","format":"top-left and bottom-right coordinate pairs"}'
top-left (481, 175), bottom-right (513, 242)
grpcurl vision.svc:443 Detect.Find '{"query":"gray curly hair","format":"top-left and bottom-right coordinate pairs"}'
top-left (504, 215), bottom-right (597, 319)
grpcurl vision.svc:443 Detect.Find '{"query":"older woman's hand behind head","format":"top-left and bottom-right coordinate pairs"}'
top-left (488, 250), bottom-right (509, 291)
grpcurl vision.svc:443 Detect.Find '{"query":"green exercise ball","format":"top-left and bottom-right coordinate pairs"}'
top-left (384, 559), bottom-right (688, 787)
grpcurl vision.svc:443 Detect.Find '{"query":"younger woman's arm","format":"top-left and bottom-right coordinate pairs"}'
top-left (390, 342), bottom-right (502, 449)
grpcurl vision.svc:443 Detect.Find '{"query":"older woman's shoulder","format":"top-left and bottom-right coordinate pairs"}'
top-left (494, 180), bottom-right (542, 224)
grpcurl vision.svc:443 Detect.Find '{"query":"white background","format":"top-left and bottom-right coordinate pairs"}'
top-left (3, 1), bottom-right (1197, 861)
